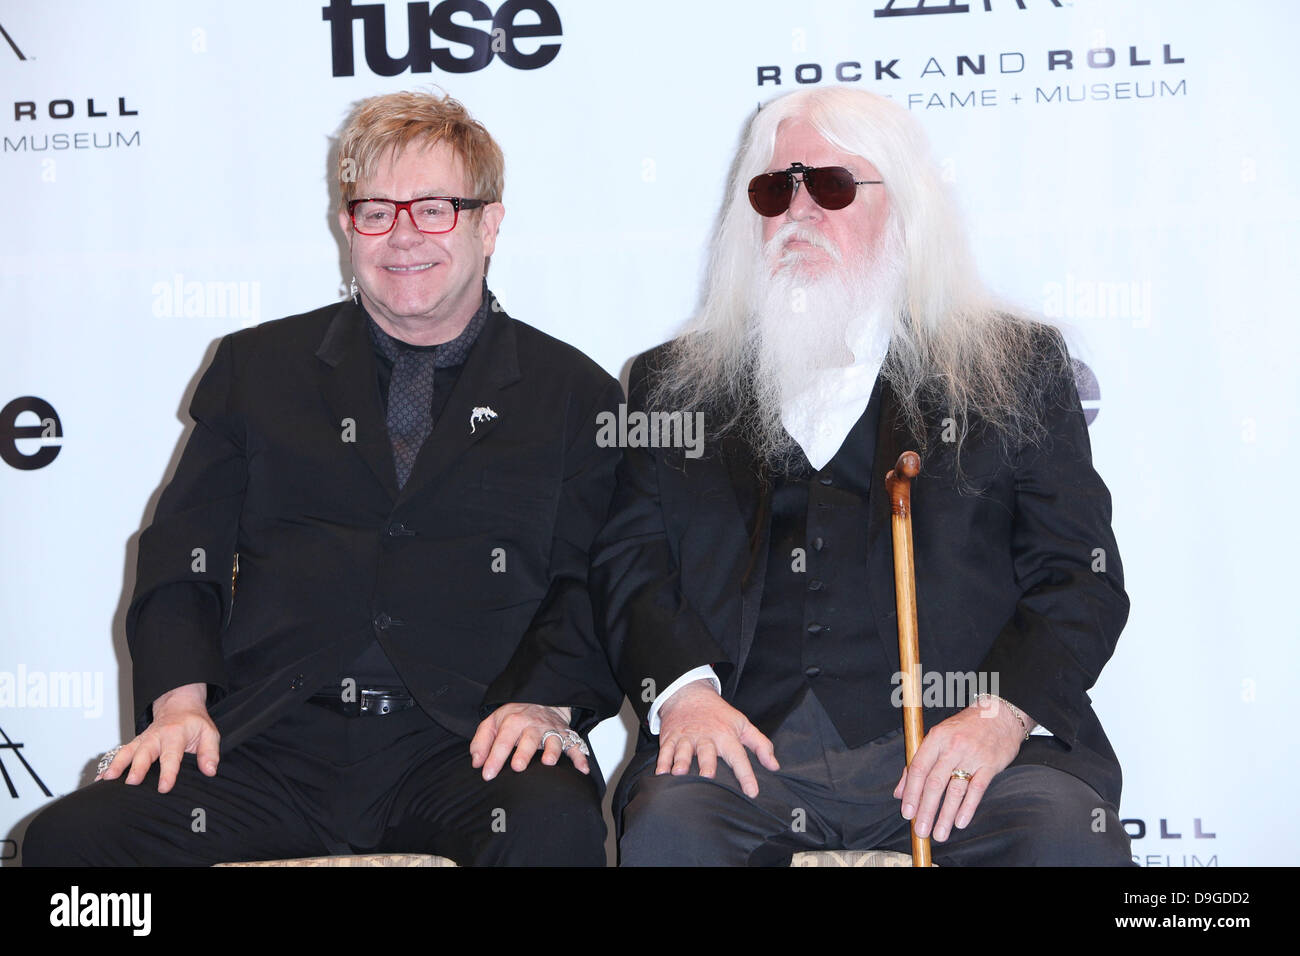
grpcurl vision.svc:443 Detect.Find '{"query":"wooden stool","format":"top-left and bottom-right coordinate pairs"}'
top-left (790, 849), bottom-right (919, 867)
top-left (216, 853), bottom-right (458, 867)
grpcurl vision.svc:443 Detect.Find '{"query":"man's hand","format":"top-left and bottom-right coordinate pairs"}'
top-left (655, 678), bottom-right (778, 798)
top-left (893, 696), bottom-right (1031, 842)
top-left (96, 682), bottom-right (220, 794)
top-left (471, 704), bottom-right (586, 780)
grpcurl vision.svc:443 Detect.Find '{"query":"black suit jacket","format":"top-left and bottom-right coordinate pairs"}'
top-left (126, 297), bottom-right (624, 755)
top-left (593, 334), bottom-right (1130, 808)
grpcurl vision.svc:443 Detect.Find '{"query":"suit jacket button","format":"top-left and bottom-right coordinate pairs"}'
top-left (812, 537), bottom-right (825, 551)
top-left (807, 622), bottom-right (825, 635)
top-left (290, 675), bottom-right (305, 690)
top-left (808, 580), bottom-right (824, 591)
top-left (374, 613), bottom-right (391, 630)
top-left (804, 666), bottom-right (822, 679)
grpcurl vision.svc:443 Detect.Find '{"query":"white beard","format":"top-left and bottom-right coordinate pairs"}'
top-left (743, 222), bottom-right (905, 468)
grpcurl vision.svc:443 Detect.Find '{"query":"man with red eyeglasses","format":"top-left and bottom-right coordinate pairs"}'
top-left (594, 86), bottom-right (1133, 866)
top-left (24, 90), bottom-right (623, 867)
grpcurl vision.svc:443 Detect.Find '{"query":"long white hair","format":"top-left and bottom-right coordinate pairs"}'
top-left (650, 85), bottom-right (1066, 469)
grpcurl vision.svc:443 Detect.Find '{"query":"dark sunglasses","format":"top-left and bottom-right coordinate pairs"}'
top-left (747, 162), bottom-right (882, 216)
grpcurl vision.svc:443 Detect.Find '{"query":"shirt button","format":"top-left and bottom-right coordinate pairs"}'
top-left (804, 666), bottom-right (822, 679)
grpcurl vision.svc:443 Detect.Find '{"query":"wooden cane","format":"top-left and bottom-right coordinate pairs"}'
top-left (886, 451), bottom-right (930, 868)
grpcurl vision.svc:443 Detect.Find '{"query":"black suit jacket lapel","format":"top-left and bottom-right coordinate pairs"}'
top-left (717, 428), bottom-right (772, 693)
top-left (316, 301), bottom-right (399, 500)
top-left (396, 307), bottom-right (521, 506)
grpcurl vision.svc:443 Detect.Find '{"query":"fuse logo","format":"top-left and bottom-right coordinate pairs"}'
top-left (323, 0), bottom-right (562, 76)
top-left (0, 396), bottom-right (63, 470)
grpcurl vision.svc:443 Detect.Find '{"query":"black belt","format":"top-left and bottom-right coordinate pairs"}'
top-left (308, 687), bottom-right (416, 717)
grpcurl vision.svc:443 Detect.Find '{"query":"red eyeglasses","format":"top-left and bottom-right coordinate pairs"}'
top-left (747, 162), bottom-right (882, 217)
top-left (346, 196), bottom-right (488, 236)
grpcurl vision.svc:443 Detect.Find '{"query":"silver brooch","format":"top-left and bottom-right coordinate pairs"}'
top-left (469, 406), bottom-right (499, 434)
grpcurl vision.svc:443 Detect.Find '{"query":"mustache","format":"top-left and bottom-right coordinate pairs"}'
top-left (762, 221), bottom-right (842, 266)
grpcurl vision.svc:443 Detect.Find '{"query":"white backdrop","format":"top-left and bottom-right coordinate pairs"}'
top-left (2, 0), bottom-right (1296, 866)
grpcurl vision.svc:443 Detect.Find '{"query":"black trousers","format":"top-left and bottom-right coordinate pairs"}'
top-left (23, 701), bottom-right (605, 867)
top-left (618, 690), bottom-right (1133, 866)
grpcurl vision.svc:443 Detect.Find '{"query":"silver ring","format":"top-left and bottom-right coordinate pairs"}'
top-left (539, 729), bottom-right (590, 756)
top-left (950, 769), bottom-right (973, 781)
top-left (559, 729), bottom-right (590, 756)
top-left (96, 745), bottom-right (123, 776)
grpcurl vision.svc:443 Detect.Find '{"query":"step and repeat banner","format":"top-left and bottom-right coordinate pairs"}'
top-left (2, 0), bottom-right (1295, 866)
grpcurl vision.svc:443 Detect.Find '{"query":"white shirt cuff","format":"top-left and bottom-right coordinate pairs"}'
top-left (647, 665), bottom-right (721, 735)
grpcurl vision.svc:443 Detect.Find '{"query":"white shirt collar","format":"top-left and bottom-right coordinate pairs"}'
top-left (780, 312), bottom-right (890, 471)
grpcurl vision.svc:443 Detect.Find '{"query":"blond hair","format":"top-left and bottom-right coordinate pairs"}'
top-left (336, 90), bottom-right (504, 205)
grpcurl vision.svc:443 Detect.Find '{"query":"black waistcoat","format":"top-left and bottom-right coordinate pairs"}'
top-left (733, 381), bottom-right (898, 748)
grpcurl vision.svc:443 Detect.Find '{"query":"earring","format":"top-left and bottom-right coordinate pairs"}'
top-left (349, 277), bottom-right (358, 304)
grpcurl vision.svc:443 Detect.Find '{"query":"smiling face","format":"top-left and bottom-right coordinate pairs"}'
top-left (339, 139), bottom-right (504, 345)
top-left (760, 118), bottom-right (890, 280)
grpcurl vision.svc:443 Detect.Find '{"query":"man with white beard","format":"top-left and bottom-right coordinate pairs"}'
top-left (591, 86), bottom-right (1133, 866)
